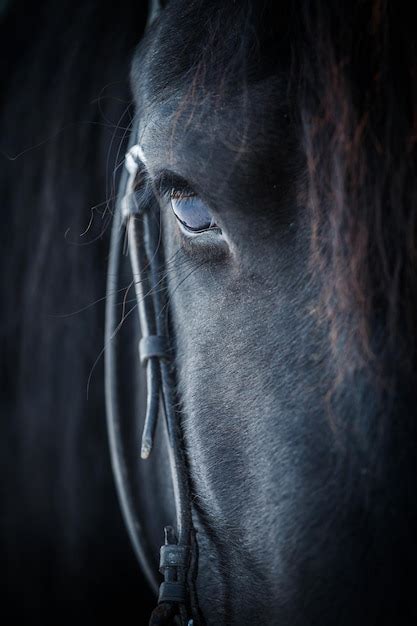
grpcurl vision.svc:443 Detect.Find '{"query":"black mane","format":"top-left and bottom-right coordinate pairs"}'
top-left (0, 2), bottom-right (153, 623)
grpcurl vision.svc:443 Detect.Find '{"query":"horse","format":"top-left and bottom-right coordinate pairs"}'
top-left (2, 0), bottom-right (417, 625)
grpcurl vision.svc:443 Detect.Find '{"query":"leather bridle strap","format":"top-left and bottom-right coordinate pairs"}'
top-left (106, 141), bottom-right (197, 626)
top-left (105, 2), bottom-right (202, 623)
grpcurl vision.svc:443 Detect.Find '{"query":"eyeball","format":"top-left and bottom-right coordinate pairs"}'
top-left (170, 191), bottom-right (219, 233)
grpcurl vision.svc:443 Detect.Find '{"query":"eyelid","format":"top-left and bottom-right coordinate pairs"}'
top-left (155, 170), bottom-right (195, 199)
top-left (152, 170), bottom-right (226, 244)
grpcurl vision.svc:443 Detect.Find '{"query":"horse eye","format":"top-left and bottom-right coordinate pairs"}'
top-left (170, 191), bottom-right (218, 233)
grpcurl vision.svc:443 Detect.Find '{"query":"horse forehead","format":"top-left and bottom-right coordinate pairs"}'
top-left (144, 0), bottom-right (292, 76)
top-left (140, 83), bottom-right (261, 138)
top-left (133, 0), bottom-right (294, 170)
top-left (137, 76), bottom-right (293, 182)
top-left (134, 0), bottom-right (293, 137)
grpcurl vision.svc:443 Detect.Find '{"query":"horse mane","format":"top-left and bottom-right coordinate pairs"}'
top-left (298, 1), bottom-right (417, 387)
top-left (0, 1), bottom-right (152, 622)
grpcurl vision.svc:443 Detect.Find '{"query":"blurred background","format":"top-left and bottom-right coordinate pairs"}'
top-left (0, 1), bottom-right (155, 623)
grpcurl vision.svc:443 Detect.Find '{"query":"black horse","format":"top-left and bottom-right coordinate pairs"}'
top-left (2, 1), bottom-right (417, 625)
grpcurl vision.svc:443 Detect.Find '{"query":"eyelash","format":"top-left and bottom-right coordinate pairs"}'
top-left (156, 172), bottom-right (193, 198)
top-left (170, 188), bottom-right (195, 200)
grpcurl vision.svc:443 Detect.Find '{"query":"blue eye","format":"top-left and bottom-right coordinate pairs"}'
top-left (170, 192), bottom-right (219, 233)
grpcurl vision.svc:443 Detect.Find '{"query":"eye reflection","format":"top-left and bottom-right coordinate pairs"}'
top-left (170, 192), bottom-right (219, 233)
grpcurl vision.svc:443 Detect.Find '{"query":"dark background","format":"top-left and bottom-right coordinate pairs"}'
top-left (0, 1), bottom-right (155, 623)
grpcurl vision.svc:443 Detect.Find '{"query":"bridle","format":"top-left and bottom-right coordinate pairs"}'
top-left (105, 140), bottom-right (199, 626)
top-left (104, 4), bottom-right (202, 624)
top-left (104, 80), bottom-right (200, 626)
